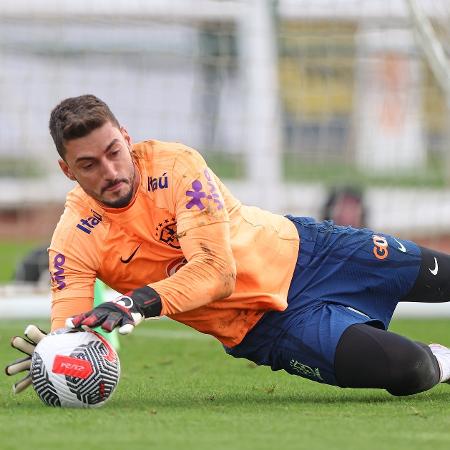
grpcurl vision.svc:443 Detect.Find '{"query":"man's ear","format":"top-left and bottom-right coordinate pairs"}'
top-left (120, 126), bottom-right (132, 148)
top-left (58, 159), bottom-right (77, 181)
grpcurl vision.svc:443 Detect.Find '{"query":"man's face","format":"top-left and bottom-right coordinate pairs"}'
top-left (59, 121), bottom-right (138, 208)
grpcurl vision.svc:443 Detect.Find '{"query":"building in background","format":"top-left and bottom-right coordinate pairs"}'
top-left (0, 0), bottom-right (449, 245)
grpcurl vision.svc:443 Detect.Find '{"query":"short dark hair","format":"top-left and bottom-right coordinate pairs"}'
top-left (49, 94), bottom-right (120, 159)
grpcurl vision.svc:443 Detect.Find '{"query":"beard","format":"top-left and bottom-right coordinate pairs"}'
top-left (100, 165), bottom-right (137, 208)
top-left (102, 185), bottom-right (135, 208)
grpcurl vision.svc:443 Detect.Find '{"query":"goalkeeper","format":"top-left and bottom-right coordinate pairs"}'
top-left (6, 94), bottom-right (450, 397)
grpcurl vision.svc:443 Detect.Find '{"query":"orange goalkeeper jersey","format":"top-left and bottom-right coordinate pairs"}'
top-left (49, 140), bottom-right (300, 347)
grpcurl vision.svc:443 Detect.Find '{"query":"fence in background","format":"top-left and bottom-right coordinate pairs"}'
top-left (1, 1), bottom-right (450, 302)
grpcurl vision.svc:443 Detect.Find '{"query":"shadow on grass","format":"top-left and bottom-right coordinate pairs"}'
top-left (3, 389), bottom-right (450, 413)
top-left (111, 388), bottom-right (450, 410)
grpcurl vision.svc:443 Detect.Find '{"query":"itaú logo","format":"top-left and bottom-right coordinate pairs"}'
top-left (76, 210), bottom-right (102, 234)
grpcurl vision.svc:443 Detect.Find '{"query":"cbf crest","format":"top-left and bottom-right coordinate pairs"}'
top-left (155, 218), bottom-right (180, 249)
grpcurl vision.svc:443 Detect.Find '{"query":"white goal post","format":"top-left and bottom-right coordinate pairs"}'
top-left (406, 0), bottom-right (450, 104)
top-left (0, 0), bottom-right (449, 230)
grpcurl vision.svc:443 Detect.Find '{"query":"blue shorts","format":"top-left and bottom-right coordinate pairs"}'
top-left (225, 216), bottom-right (422, 385)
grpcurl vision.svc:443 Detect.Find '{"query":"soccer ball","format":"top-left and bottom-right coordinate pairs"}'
top-left (30, 329), bottom-right (120, 408)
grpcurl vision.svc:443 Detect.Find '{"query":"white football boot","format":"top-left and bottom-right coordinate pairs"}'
top-left (429, 343), bottom-right (450, 383)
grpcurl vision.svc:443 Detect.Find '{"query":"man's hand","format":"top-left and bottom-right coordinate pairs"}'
top-left (66, 287), bottom-right (162, 335)
top-left (5, 325), bottom-right (47, 394)
top-left (66, 296), bottom-right (144, 335)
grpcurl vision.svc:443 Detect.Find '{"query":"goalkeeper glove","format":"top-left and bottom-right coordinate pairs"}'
top-left (4, 324), bottom-right (47, 394)
top-left (66, 286), bottom-right (162, 335)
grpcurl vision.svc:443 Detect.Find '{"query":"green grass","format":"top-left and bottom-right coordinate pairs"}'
top-left (2, 318), bottom-right (450, 450)
top-left (206, 151), bottom-right (246, 179)
top-left (0, 157), bottom-right (44, 177)
top-left (283, 155), bottom-right (447, 188)
top-left (207, 152), bottom-right (448, 187)
top-left (0, 240), bottom-right (42, 282)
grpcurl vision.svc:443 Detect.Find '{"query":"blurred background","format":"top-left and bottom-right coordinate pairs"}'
top-left (0, 0), bottom-right (449, 317)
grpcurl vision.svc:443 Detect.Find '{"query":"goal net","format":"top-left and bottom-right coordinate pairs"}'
top-left (0, 0), bottom-right (450, 284)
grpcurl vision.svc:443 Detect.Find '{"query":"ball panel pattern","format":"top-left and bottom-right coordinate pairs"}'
top-left (31, 352), bottom-right (61, 407)
top-left (66, 340), bottom-right (120, 405)
top-left (30, 330), bottom-right (120, 408)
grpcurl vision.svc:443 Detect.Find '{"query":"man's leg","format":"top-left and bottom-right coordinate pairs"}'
top-left (334, 323), bottom-right (445, 396)
top-left (401, 246), bottom-right (450, 303)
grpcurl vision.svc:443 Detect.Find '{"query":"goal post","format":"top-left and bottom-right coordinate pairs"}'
top-left (406, 0), bottom-right (450, 104)
top-left (405, 0), bottom-right (450, 183)
top-left (0, 0), bottom-right (450, 235)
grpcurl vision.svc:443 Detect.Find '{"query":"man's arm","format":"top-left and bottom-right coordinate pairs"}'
top-left (52, 296), bottom-right (95, 330)
top-left (151, 221), bottom-right (236, 315)
top-left (67, 220), bottom-right (236, 333)
top-left (48, 220), bottom-right (99, 331)
top-left (153, 147), bottom-right (237, 314)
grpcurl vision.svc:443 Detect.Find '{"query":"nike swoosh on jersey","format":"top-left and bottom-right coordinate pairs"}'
top-left (393, 238), bottom-right (407, 253)
top-left (429, 257), bottom-right (439, 276)
top-left (120, 244), bottom-right (142, 264)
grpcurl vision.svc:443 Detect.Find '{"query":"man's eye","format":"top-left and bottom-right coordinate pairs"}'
top-left (82, 164), bottom-right (93, 170)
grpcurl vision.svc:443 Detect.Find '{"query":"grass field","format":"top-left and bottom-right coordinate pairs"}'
top-left (0, 240), bottom-right (40, 282)
top-left (207, 152), bottom-right (447, 187)
top-left (1, 318), bottom-right (450, 450)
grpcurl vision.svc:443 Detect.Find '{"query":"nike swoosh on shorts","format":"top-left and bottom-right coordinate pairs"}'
top-left (393, 238), bottom-right (407, 253)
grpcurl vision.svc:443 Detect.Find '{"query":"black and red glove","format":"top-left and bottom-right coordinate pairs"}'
top-left (66, 286), bottom-right (162, 335)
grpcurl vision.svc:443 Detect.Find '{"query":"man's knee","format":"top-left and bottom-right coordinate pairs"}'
top-left (386, 343), bottom-right (439, 396)
top-left (335, 324), bottom-right (440, 395)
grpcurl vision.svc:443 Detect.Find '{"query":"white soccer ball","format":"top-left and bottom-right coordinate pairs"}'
top-left (30, 329), bottom-right (120, 408)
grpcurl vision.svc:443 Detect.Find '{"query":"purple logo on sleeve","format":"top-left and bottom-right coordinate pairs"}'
top-left (186, 180), bottom-right (207, 210)
top-left (51, 253), bottom-right (66, 290)
top-left (185, 169), bottom-right (224, 211)
top-left (203, 169), bottom-right (224, 210)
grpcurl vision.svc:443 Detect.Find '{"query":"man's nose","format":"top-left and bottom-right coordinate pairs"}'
top-left (102, 159), bottom-right (118, 179)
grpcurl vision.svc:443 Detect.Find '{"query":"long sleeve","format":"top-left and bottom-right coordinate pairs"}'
top-left (150, 221), bottom-right (236, 315)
